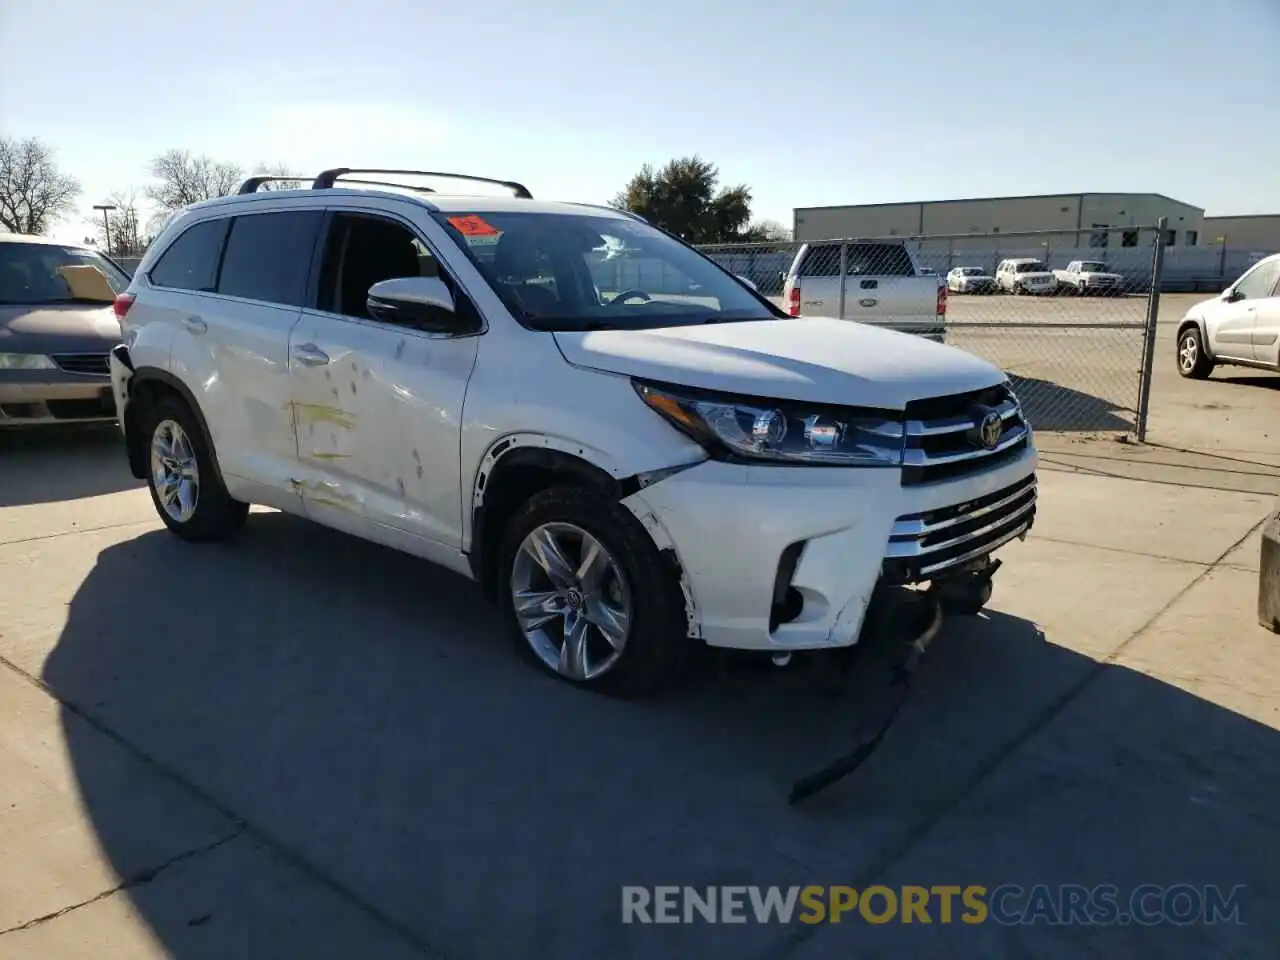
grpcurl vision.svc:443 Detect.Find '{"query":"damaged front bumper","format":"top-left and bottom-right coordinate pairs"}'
top-left (620, 446), bottom-right (1037, 654)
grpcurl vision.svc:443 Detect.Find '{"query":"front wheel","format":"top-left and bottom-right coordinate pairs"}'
top-left (499, 486), bottom-right (687, 698)
top-left (1176, 326), bottom-right (1214, 379)
top-left (143, 395), bottom-right (249, 540)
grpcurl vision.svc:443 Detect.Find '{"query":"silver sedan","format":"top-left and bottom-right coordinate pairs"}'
top-left (0, 234), bottom-right (130, 426)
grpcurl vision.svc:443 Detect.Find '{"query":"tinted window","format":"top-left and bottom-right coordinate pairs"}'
top-left (0, 242), bottom-right (130, 305)
top-left (317, 213), bottom-right (481, 331)
top-left (1235, 260), bottom-right (1280, 300)
top-left (798, 244), bottom-right (841, 277)
top-left (149, 218), bottom-right (228, 292)
top-left (218, 211), bottom-right (322, 306)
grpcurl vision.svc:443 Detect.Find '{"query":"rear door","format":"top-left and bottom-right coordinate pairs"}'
top-left (1247, 259), bottom-right (1280, 366)
top-left (159, 206), bottom-right (323, 508)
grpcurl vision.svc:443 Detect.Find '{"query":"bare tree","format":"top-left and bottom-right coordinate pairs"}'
top-left (95, 190), bottom-right (147, 257)
top-left (0, 137), bottom-right (82, 235)
top-left (248, 160), bottom-right (306, 192)
top-left (145, 149), bottom-right (242, 212)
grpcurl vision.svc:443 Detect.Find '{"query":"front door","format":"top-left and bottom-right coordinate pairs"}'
top-left (287, 210), bottom-right (480, 548)
top-left (1208, 258), bottom-right (1280, 361)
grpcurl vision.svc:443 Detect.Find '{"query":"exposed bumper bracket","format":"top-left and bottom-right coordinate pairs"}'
top-left (788, 587), bottom-right (944, 805)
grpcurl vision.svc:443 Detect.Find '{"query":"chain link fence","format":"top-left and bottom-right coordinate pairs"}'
top-left (699, 224), bottom-right (1164, 434)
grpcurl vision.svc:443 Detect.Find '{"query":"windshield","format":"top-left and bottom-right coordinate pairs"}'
top-left (433, 210), bottom-right (779, 331)
top-left (0, 242), bottom-right (130, 305)
top-left (960, 268), bottom-right (984, 276)
top-left (1015, 261), bottom-right (1048, 273)
top-left (1079, 261), bottom-right (1108, 272)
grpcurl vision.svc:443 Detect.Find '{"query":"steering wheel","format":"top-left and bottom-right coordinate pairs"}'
top-left (608, 289), bottom-right (652, 305)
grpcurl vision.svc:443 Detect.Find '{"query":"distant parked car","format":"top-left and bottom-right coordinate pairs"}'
top-left (946, 266), bottom-right (996, 294)
top-left (1054, 260), bottom-right (1124, 296)
top-left (1175, 253), bottom-right (1280, 379)
top-left (995, 258), bottom-right (1058, 296)
top-left (0, 234), bottom-right (129, 425)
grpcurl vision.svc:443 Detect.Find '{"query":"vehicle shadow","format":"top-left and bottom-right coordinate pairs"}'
top-left (1006, 374), bottom-right (1133, 432)
top-left (1217, 374), bottom-right (1280, 390)
top-left (0, 424), bottom-right (140, 507)
top-left (39, 513), bottom-right (1277, 958)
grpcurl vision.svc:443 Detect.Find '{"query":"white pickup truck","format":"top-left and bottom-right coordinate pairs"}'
top-left (782, 241), bottom-right (946, 340)
top-left (1053, 260), bottom-right (1125, 295)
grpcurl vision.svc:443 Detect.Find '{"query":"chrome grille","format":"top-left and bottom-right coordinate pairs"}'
top-left (901, 383), bottom-right (1030, 486)
top-left (51, 353), bottom-right (110, 376)
top-left (884, 474), bottom-right (1037, 581)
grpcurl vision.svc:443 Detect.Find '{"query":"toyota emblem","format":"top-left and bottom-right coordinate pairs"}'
top-left (979, 411), bottom-right (1003, 450)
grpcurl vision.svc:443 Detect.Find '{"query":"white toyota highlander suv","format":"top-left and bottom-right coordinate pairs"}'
top-left (108, 168), bottom-right (1038, 697)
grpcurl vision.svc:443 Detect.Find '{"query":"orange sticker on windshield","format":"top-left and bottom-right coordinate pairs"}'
top-left (447, 215), bottom-right (500, 237)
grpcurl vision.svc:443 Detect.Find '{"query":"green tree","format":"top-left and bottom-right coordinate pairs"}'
top-left (611, 156), bottom-right (760, 244)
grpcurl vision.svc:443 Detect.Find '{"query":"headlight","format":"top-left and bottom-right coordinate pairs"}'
top-left (0, 353), bottom-right (57, 370)
top-left (635, 381), bottom-right (904, 466)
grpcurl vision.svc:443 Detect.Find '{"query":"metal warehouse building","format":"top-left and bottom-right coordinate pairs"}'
top-left (793, 193), bottom-right (1207, 251)
top-left (1201, 214), bottom-right (1280, 252)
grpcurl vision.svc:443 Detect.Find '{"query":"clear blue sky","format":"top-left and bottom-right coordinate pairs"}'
top-left (2, 0), bottom-right (1276, 242)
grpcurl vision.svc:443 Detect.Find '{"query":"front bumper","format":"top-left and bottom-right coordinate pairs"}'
top-left (0, 368), bottom-right (116, 424)
top-left (622, 442), bottom-right (1037, 653)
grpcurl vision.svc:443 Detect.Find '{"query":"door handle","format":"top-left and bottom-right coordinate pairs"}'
top-left (182, 315), bottom-right (207, 335)
top-left (292, 343), bottom-right (330, 367)
top-left (860, 279), bottom-right (878, 290)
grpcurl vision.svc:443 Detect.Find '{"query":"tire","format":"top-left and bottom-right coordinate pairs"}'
top-left (142, 394), bottom-right (249, 541)
top-left (1176, 325), bottom-right (1214, 380)
top-left (498, 485), bottom-right (686, 698)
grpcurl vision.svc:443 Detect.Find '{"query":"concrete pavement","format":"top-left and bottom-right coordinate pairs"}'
top-left (0, 409), bottom-right (1277, 957)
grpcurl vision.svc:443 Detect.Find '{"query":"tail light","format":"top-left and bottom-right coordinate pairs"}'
top-left (936, 282), bottom-right (947, 317)
top-left (787, 284), bottom-right (801, 317)
top-left (113, 293), bottom-right (135, 320)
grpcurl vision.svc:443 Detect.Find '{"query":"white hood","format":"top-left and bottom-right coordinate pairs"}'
top-left (553, 318), bottom-right (1005, 409)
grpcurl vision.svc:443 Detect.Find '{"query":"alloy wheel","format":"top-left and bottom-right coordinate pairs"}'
top-left (150, 419), bottom-right (200, 523)
top-left (510, 522), bottom-right (631, 681)
top-left (1179, 334), bottom-right (1199, 374)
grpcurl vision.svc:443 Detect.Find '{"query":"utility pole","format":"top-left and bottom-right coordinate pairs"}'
top-left (93, 204), bottom-right (117, 257)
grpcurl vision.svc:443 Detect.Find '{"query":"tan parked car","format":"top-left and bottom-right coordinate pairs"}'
top-left (0, 234), bottom-right (130, 425)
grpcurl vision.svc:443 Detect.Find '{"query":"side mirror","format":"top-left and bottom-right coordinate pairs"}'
top-left (366, 277), bottom-right (471, 333)
top-left (1224, 288), bottom-right (1242, 303)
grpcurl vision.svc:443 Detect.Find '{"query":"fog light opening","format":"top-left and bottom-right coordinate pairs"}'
top-left (770, 540), bottom-right (807, 632)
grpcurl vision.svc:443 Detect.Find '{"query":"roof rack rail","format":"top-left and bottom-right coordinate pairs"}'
top-left (237, 175), bottom-right (311, 195)
top-left (312, 168), bottom-right (533, 199)
top-left (333, 177), bottom-right (436, 194)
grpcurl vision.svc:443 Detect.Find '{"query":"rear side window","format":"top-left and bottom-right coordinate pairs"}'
top-left (798, 244), bottom-right (841, 277)
top-left (218, 211), bottom-right (322, 306)
top-left (149, 218), bottom-right (228, 292)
